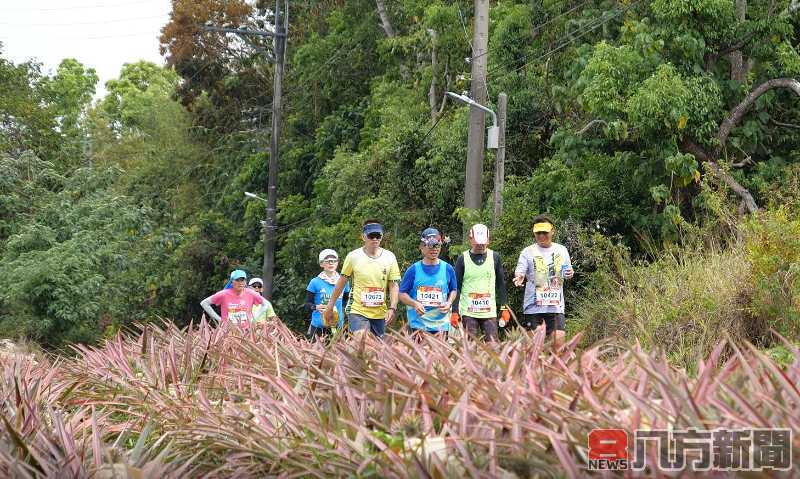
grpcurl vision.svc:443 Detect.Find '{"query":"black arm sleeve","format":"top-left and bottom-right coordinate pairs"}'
top-left (453, 254), bottom-right (464, 314)
top-left (304, 290), bottom-right (316, 314)
top-left (494, 251), bottom-right (508, 306)
top-left (455, 253), bottom-right (465, 288)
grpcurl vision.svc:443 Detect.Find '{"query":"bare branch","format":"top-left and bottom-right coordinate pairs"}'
top-left (428, 29), bottom-right (439, 123)
top-left (437, 56), bottom-right (450, 117)
top-left (716, 78), bottom-right (800, 152)
top-left (681, 78), bottom-right (800, 214)
top-left (731, 158), bottom-right (752, 168)
top-left (577, 119), bottom-right (607, 135)
top-left (705, 161), bottom-right (760, 214)
top-left (681, 138), bottom-right (710, 161)
top-left (375, 0), bottom-right (396, 38)
top-left (681, 139), bottom-right (760, 213)
top-left (704, 31), bottom-right (757, 71)
top-left (770, 118), bottom-right (800, 129)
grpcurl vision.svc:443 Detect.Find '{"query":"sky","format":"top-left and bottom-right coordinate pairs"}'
top-left (0, 0), bottom-right (171, 99)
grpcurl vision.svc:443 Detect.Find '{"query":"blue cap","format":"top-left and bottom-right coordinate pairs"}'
top-left (362, 223), bottom-right (383, 235)
top-left (420, 227), bottom-right (441, 241)
top-left (230, 269), bottom-right (247, 280)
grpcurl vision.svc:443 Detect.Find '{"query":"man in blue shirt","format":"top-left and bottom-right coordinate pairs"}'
top-left (399, 228), bottom-right (458, 336)
top-left (305, 249), bottom-right (350, 339)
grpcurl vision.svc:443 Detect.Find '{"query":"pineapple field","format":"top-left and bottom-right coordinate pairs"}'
top-left (1, 320), bottom-right (797, 477)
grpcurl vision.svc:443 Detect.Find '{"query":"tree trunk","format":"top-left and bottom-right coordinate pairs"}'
top-left (730, 0), bottom-right (748, 82)
top-left (428, 29), bottom-right (439, 123)
top-left (437, 56), bottom-right (450, 117)
top-left (375, 0), bottom-right (395, 38)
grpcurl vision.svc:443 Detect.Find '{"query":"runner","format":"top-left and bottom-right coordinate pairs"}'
top-left (323, 220), bottom-right (400, 338)
top-left (248, 277), bottom-right (280, 324)
top-left (453, 224), bottom-right (510, 342)
top-left (512, 214), bottom-right (574, 349)
top-left (200, 269), bottom-right (267, 328)
top-left (399, 228), bottom-right (457, 336)
top-left (305, 249), bottom-right (350, 339)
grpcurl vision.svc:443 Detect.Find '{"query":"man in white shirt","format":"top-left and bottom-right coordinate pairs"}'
top-left (512, 215), bottom-right (574, 349)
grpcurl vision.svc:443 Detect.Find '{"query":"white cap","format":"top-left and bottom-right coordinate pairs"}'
top-left (318, 249), bottom-right (338, 263)
top-left (248, 277), bottom-right (263, 286)
top-left (468, 224), bottom-right (490, 244)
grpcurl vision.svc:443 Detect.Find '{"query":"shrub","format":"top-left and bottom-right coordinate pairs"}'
top-left (744, 208), bottom-right (800, 339)
top-left (570, 209), bottom-right (800, 371)
top-left (570, 244), bottom-right (762, 371)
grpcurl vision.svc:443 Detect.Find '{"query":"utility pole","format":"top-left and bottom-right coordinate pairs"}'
top-left (203, 4), bottom-right (287, 298)
top-left (492, 93), bottom-right (507, 229)
top-left (464, 0), bottom-right (489, 210)
top-left (263, 0), bottom-right (287, 298)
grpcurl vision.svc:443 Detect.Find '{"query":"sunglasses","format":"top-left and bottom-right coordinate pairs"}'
top-left (233, 277), bottom-right (247, 282)
top-left (366, 233), bottom-right (383, 240)
top-left (251, 284), bottom-right (263, 289)
top-left (321, 259), bottom-right (339, 264)
top-left (422, 241), bottom-right (442, 248)
top-left (534, 231), bottom-right (551, 235)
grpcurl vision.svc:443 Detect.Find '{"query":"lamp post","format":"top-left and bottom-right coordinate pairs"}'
top-left (245, 191), bottom-right (269, 236)
top-left (244, 191), bottom-right (267, 202)
top-left (446, 92), bottom-right (508, 227)
top-left (446, 92), bottom-right (499, 149)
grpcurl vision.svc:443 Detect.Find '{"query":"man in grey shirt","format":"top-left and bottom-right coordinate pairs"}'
top-left (512, 215), bottom-right (573, 349)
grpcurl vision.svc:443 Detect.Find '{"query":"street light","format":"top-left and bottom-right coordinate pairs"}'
top-left (245, 192), bottom-right (269, 230)
top-left (446, 91), bottom-right (499, 149)
top-left (244, 191), bottom-right (267, 203)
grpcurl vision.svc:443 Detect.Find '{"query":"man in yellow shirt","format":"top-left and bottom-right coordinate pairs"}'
top-left (324, 220), bottom-right (401, 338)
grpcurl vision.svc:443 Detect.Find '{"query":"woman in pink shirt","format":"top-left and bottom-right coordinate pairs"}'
top-left (200, 269), bottom-right (267, 327)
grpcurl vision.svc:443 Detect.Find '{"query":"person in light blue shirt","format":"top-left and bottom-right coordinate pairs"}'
top-left (399, 228), bottom-right (458, 336)
top-left (305, 249), bottom-right (350, 339)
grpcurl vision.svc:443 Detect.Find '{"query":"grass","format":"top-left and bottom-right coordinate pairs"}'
top-left (568, 210), bottom-right (800, 373)
top-left (570, 244), bottom-right (760, 372)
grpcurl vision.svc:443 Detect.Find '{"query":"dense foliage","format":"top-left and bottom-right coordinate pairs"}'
top-left (1, 0), bottom-right (800, 350)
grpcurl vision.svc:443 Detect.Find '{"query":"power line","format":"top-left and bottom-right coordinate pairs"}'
top-left (487, 0), bottom-right (640, 81)
top-left (417, 1), bottom-right (639, 155)
top-left (0, 13), bottom-right (170, 27)
top-left (0, 0), bottom-right (162, 11)
top-left (463, 0), bottom-right (596, 66)
top-left (533, 0), bottom-right (597, 34)
top-left (57, 30), bottom-right (164, 41)
top-left (420, 111), bottom-right (447, 144)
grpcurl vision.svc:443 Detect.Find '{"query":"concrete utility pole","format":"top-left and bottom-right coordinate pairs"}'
top-left (263, 0), bottom-right (288, 298)
top-left (464, 0), bottom-right (489, 210)
top-left (204, 5), bottom-right (287, 298)
top-left (492, 92), bottom-right (507, 229)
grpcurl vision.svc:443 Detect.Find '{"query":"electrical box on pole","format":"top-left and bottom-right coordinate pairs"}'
top-left (486, 125), bottom-right (499, 149)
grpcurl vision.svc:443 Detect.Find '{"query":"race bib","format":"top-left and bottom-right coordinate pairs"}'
top-left (360, 287), bottom-right (385, 307)
top-left (467, 292), bottom-right (492, 313)
top-left (417, 286), bottom-right (443, 307)
top-left (228, 309), bottom-right (249, 324)
top-left (535, 287), bottom-right (562, 306)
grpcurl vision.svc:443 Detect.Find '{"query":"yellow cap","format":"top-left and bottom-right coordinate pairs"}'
top-left (532, 222), bottom-right (553, 233)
